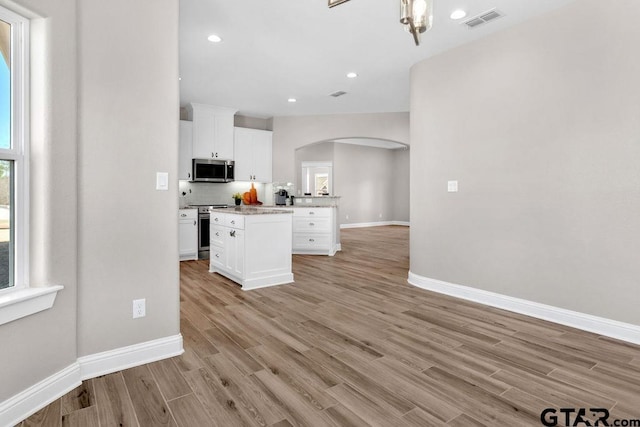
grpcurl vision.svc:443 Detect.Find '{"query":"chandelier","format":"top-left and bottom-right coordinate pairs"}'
top-left (328, 0), bottom-right (433, 46)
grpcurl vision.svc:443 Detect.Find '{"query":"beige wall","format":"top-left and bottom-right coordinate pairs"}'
top-left (410, 0), bottom-right (640, 325)
top-left (0, 0), bottom-right (79, 402)
top-left (234, 115), bottom-right (271, 131)
top-left (0, 0), bottom-right (180, 406)
top-left (393, 148), bottom-right (410, 222)
top-left (272, 112), bottom-right (409, 184)
top-left (294, 141), bottom-right (335, 194)
top-left (294, 141), bottom-right (409, 225)
top-left (334, 144), bottom-right (408, 225)
top-left (77, 0), bottom-right (180, 355)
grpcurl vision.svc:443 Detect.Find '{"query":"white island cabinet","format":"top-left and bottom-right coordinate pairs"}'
top-left (210, 208), bottom-right (293, 290)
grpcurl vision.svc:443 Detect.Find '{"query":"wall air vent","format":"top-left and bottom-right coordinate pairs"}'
top-left (463, 9), bottom-right (504, 29)
top-left (329, 91), bottom-right (347, 98)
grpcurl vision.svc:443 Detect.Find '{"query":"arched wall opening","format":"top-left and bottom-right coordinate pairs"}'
top-left (270, 112), bottom-right (410, 227)
top-left (293, 137), bottom-right (409, 227)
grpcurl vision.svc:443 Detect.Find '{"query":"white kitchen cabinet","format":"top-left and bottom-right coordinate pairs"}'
top-left (187, 103), bottom-right (237, 160)
top-left (179, 120), bottom-right (193, 180)
top-left (234, 127), bottom-right (273, 182)
top-left (179, 209), bottom-right (198, 261)
top-left (292, 207), bottom-right (338, 256)
top-left (210, 210), bottom-right (293, 290)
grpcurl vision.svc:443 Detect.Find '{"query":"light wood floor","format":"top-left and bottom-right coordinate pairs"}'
top-left (19, 226), bottom-right (640, 426)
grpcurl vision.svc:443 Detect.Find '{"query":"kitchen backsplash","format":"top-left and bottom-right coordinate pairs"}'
top-left (179, 181), bottom-right (274, 207)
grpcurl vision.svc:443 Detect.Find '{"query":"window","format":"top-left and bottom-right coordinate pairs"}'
top-left (0, 7), bottom-right (27, 291)
top-left (301, 161), bottom-right (333, 196)
top-left (0, 6), bottom-right (57, 327)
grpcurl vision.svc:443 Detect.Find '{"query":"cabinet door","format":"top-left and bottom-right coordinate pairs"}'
top-left (224, 228), bottom-right (244, 277)
top-left (214, 113), bottom-right (235, 160)
top-left (191, 107), bottom-right (216, 159)
top-left (233, 127), bottom-right (254, 181)
top-left (179, 121), bottom-right (193, 180)
top-left (233, 127), bottom-right (272, 182)
top-left (252, 130), bottom-right (272, 183)
top-left (190, 105), bottom-right (236, 160)
top-left (179, 218), bottom-right (198, 259)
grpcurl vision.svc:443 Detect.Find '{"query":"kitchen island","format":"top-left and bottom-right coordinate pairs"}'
top-left (209, 207), bottom-right (293, 290)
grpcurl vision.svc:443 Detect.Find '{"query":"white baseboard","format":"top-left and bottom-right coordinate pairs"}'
top-left (78, 334), bottom-right (184, 380)
top-left (341, 221), bottom-right (410, 229)
top-left (0, 334), bottom-right (184, 426)
top-left (0, 363), bottom-right (81, 427)
top-left (408, 272), bottom-right (640, 345)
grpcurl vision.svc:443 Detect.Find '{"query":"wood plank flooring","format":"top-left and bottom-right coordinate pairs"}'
top-left (18, 226), bottom-right (640, 426)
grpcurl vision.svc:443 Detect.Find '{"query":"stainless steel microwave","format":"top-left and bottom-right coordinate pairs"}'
top-left (191, 159), bottom-right (235, 182)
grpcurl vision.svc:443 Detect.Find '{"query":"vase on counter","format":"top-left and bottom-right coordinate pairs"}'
top-left (235, 198), bottom-right (241, 206)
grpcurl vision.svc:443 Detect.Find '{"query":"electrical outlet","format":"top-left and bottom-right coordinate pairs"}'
top-left (345, 214), bottom-right (349, 220)
top-left (379, 213), bottom-right (383, 218)
top-left (447, 180), bottom-right (459, 192)
top-left (133, 299), bottom-right (146, 319)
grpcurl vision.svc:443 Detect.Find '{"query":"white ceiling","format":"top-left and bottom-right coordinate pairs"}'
top-left (179, 0), bottom-right (576, 119)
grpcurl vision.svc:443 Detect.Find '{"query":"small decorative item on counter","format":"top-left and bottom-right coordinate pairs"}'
top-left (232, 192), bottom-right (243, 206)
top-left (242, 183), bottom-right (263, 205)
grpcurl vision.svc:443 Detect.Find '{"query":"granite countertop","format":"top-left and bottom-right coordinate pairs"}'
top-left (263, 205), bottom-right (337, 208)
top-left (209, 206), bottom-right (293, 215)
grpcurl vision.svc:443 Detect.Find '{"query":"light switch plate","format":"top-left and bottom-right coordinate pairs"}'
top-left (156, 172), bottom-right (169, 190)
top-left (447, 180), bottom-right (458, 192)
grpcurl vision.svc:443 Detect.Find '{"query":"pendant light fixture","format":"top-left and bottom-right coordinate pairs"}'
top-left (400, 0), bottom-right (433, 46)
top-left (328, 0), bottom-right (433, 47)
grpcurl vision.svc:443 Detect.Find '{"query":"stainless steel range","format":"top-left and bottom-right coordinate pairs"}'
top-left (189, 204), bottom-right (228, 259)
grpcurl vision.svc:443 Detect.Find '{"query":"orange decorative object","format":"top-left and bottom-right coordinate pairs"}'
top-left (242, 192), bottom-right (251, 204)
top-left (250, 183), bottom-right (258, 204)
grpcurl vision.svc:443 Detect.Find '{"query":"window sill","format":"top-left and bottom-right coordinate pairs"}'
top-left (0, 285), bottom-right (64, 326)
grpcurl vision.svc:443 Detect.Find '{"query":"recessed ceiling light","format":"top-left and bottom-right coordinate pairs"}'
top-left (288, 98), bottom-right (297, 103)
top-left (450, 9), bottom-right (467, 20)
top-left (207, 34), bottom-right (222, 43)
top-left (346, 72), bottom-right (358, 79)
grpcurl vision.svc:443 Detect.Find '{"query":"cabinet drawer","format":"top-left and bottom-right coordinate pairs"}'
top-left (210, 247), bottom-right (225, 267)
top-left (211, 213), bottom-right (225, 225)
top-left (179, 209), bottom-right (197, 220)
top-left (293, 233), bottom-right (331, 250)
top-left (210, 225), bottom-right (225, 247)
top-left (293, 208), bottom-right (330, 218)
top-left (293, 218), bottom-right (331, 233)
top-left (225, 214), bottom-right (245, 229)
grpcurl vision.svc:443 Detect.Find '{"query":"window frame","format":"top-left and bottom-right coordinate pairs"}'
top-left (0, 5), bottom-right (29, 292)
top-left (0, 5), bottom-right (61, 326)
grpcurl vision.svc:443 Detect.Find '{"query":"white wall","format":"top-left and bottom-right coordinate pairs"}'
top-left (410, 0), bottom-right (640, 325)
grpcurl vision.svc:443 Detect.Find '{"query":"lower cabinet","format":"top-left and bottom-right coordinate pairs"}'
top-left (292, 207), bottom-right (338, 256)
top-left (210, 212), bottom-right (293, 290)
top-left (178, 209), bottom-right (198, 261)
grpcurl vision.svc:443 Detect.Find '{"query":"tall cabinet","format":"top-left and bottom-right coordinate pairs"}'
top-left (234, 127), bottom-right (273, 182)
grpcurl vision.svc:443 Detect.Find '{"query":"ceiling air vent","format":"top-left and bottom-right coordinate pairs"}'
top-left (329, 91), bottom-right (347, 98)
top-left (463, 9), bottom-right (504, 29)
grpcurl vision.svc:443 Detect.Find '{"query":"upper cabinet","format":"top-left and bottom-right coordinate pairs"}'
top-left (234, 127), bottom-right (273, 183)
top-left (179, 120), bottom-right (193, 180)
top-left (187, 104), bottom-right (238, 160)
